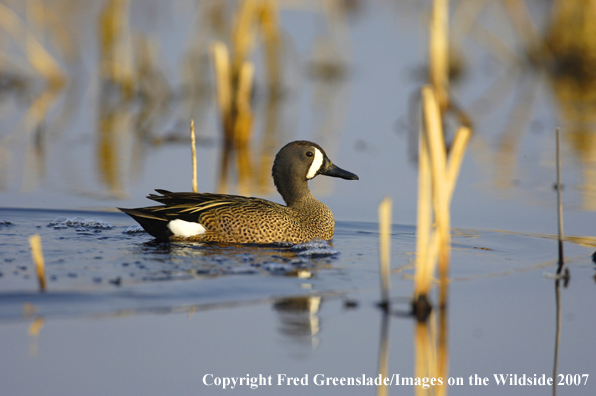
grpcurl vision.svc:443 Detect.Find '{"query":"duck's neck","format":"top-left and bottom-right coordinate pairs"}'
top-left (275, 176), bottom-right (314, 207)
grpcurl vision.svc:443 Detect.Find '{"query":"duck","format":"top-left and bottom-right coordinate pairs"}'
top-left (119, 140), bottom-right (358, 244)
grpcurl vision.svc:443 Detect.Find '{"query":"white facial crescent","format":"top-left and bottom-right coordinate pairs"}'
top-left (306, 148), bottom-right (324, 179)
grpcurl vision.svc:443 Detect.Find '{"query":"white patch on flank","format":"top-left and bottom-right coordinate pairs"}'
top-left (167, 219), bottom-right (206, 237)
top-left (306, 148), bottom-right (324, 179)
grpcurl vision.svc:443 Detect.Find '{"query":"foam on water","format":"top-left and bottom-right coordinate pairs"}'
top-left (49, 216), bottom-right (114, 230)
top-left (123, 225), bottom-right (145, 234)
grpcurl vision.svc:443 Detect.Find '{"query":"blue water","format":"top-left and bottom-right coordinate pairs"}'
top-left (1, 207), bottom-right (595, 395)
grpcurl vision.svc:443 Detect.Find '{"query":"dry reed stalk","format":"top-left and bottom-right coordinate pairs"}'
top-left (236, 62), bottom-right (255, 140)
top-left (429, 0), bottom-right (449, 111)
top-left (235, 61), bottom-right (255, 196)
top-left (191, 119), bottom-right (197, 193)
top-left (211, 42), bottom-right (232, 128)
top-left (413, 87), bottom-right (445, 310)
top-left (556, 127), bottom-right (564, 273)
top-left (231, 0), bottom-right (258, 74)
top-left (422, 86), bottom-right (450, 291)
top-left (414, 86), bottom-right (471, 316)
top-left (29, 234), bottom-right (46, 292)
top-left (378, 197), bottom-right (392, 306)
top-left (212, 40), bottom-right (256, 195)
top-left (211, 41), bottom-right (232, 193)
top-left (260, 0), bottom-right (282, 92)
top-left (99, 0), bottom-right (134, 96)
top-left (97, 105), bottom-right (128, 199)
top-left (414, 129), bottom-right (433, 300)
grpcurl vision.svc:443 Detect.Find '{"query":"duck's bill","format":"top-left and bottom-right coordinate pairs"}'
top-left (321, 163), bottom-right (359, 180)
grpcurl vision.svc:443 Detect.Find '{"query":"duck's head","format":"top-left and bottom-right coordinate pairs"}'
top-left (273, 140), bottom-right (358, 204)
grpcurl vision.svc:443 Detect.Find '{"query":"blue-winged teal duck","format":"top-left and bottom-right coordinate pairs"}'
top-left (119, 140), bottom-right (358, 244)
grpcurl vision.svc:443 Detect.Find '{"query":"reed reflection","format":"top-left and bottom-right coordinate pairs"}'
top-left (413, 305), bottom-right (449, 396)
top-left (552, 278), bottom-right (563, 396)
top-left (376, 312), bottom-right (390, 396)
top-left (273, 296), bottom-right (322, 350)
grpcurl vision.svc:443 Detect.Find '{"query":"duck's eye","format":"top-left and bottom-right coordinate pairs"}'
top-left (306, 151), bottom-right (314, 157)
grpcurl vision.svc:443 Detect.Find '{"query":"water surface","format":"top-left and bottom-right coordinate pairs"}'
top-left (1, 208), bottom-right (595, 395)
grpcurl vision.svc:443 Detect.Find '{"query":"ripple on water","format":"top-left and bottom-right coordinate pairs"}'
top-left (290, 239), bottom-right (339, 257)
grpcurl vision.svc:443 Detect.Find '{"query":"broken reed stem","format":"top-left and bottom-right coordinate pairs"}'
top-left (29, 234), bottom-right (46, 292)
top-left (446, 126), bottom-right (472, 198)
top-left (378, 197), bottom-right (392, 307)
top-left (191, 119), bottom-right (197, 193)
top-left (556, 126), bottom-right (564, 274)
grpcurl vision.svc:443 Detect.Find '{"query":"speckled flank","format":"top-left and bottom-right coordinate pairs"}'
top-left (190, 197), bottom-right (334, 244)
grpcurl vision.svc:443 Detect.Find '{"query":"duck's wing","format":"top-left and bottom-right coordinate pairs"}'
top-left (119, 190), bottom-right (282, 240)
top-left (146, 189), bottom-right (280, 214)
top-left (147, 189), bottom-right (252, 207)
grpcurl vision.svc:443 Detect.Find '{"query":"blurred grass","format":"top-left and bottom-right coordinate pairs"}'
top-left (0, 1), bottom-right (595, 214)
top-left (0, 1), bottom-right (348, 200)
